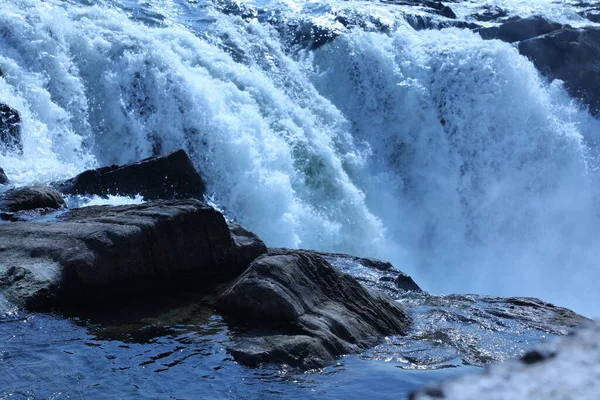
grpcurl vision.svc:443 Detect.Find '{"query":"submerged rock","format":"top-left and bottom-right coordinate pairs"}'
top-left (519, 27), bottom-right (600, 116)
top-left (0, 199), bottom-right (266, 310)
top-left (0, 168), bottom-right (7, 185)
top-left (0, 186), bottom-right (65, 212)
top-left (215, 249), bottom-right (412, 369)
top-left (410, 320), bottom-right (600, 399)
top-left (54, 149), bottom-right (205, 200)
top-left (0, 103), bottom-right (21, 154)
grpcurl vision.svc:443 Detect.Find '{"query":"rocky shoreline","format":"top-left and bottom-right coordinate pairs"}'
top-left (0, 150), bottom-right (589, 378)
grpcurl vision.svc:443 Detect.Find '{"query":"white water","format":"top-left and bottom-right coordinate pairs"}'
top-left (1, 0), bottom-right (599, 316)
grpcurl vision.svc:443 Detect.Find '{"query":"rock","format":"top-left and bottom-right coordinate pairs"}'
top-left (472, 6), bottom-right (508, 22)
top-left (396, 292), bottom-right (587, 369)
top-left (0, 168), bottom-right (8, 185)
top-left (0, 103), bottom-right (22, 154)
top-left (582, 11), bottom-right (600, 23)
top-left (293, 249), bottom-right (423, 292)
top-left (0, 199), bottom-right (266, 310)
top-left (410, 320), bottom-right (600, 400)
top-left (382, 0), bottom-right (456, 19)
top-left (54, 149), bottom-right (205, 200)
top-left (0, 186), bottom-right (65, 212)
top-left (478, 16), bottom-right (565, 43)
top-left (519, 27), bottom-right (600, 116)
top-left (215, 249), bottom-right (412, 369)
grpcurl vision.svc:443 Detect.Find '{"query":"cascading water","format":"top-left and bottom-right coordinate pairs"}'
top-left (1, 0), bottom-right (599, 317)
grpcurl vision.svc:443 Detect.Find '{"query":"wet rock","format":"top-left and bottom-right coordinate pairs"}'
top-left (0, 186), bottom-right (65, 212)
top-left (381, 0), bottom-right (456, 19)
top-left (0, 168), bottom-right (7, 185)
top-left (478, 16), bottom-right (565, 43)
top-left (472, 6), bottom-right (508, 22)
top-left (395, 292), bottom-right (587, 369)
top-left (54, 149), bottom-right (205, 200)
top-left (295, 249), bottom-right (423, 292)
top-left (410, 320), bottom-right (600, 399)
top-left (0, 199), bottom-right (266, 310)
top-left (215, 249), bottom-right (412, 369)
top-left (0, 103), bottom-right (22, 154)
top-left (519, 27), bottom-right (600, 116)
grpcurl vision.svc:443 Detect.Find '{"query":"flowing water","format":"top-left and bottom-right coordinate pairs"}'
top-left (0, 0), bottom-right (598, 397)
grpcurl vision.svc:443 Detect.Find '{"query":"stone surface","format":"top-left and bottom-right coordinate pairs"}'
top-left (410, 320), bottom-right (600, 400)
top-left (0, 103), bottom-right (21, 154)
top-left (519, 27), bottom-right (600, 116)
top-left (215, 249), bottom-right (412, 369)
top-left (478, 16), bottom-right (565, 43)
top-left (0, 168), bottom-right (7, 185)
top-left (0, 186), bottom-right (65, 212)
top-left (0, 199), bottom-right (266, 310)
top-left (297, 249), bottom-right (423, 292)
top-left (54, 149), bottom-right (206, 200)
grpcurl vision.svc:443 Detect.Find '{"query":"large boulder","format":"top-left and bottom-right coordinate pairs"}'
top-left (519, 27), bottom-right (600, 116)
top-left (0, 103), bottom-right (22, 154)
top-left (477, 16), bottom-right (565, 43)
top-left (54, 149), bottom-right (206, 200)
top-left (410, 320), bottom-right (600, 400)
top-left (215, 249), bottom-right (412, 369)
top-left (0, 186), bottom-right (65, 212)
top-left (0, 199), bottom-right (266, 310)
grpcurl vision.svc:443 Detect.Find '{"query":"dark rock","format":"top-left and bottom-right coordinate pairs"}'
top-left (409, 388), bottom-right (445, 400)
top-left (519, 27), bottom-right (600, 116)
top-left (54, 149), bottom-right (205, 200)
top-left (381, 0), bottom-right (456, 19)
top-left (0, 199), bottom-right (266, 310)
top-left (582, 11), bottom-right (600, 23)
top-left (478, 16), bottom-right (565, 43)
top-left (0, 103), bottom-right (22, 154)
top-left (0, 167), bottom-right (7, 185)
top-left (521, 349), bottom-right (555, 364)
top-left (215, 249), bottom-right (411, 369)
top-left (0, 186), bottom-right (65, 212)
top-left (395, 272), bottom-right (422, 292)
top-left (472, 6), bottom-right (508, 22)
top-left (290, 249), bottom-right (423, 293)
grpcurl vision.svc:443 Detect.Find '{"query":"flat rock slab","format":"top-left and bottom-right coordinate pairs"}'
top-left (215, 249), bottom-right (411, 369)
top-left (0, 200), bottom-right (266, 310)
top-left (411, 320), bottom-right (600, 400)
top-left (54, 149), bottom-right (206, 200)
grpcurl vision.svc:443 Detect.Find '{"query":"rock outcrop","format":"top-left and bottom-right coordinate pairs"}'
top-left (54, 149), bottom-right (206, 200)
top-left (0, 168), bottom-right (8, 185)
top-left (477, 16), bottom-right (565, 43)
top-left (519, 27), bottom-right (600, 116)
top-left (0, 186), bottom-right (65, 213)
top-left (0, 103), bottom-right (21, 154)
top-left (410, 320), bottom-right (600, 400)
top-left (0, 199), bottom-right (266, 310)
top-left (215, 249), bottom-right (412, 369)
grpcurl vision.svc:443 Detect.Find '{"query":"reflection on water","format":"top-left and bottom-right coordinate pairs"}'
top-left (0, 282), bottom-right (566, 399)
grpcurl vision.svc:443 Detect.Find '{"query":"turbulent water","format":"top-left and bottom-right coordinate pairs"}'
top-left (2, 0), bottom-right (599, 397)
top-left (1, 0), bottom-right (599, 316)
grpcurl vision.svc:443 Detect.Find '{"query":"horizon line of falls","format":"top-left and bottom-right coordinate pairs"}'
top-left (1, 0), bottom-right (600, 316)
